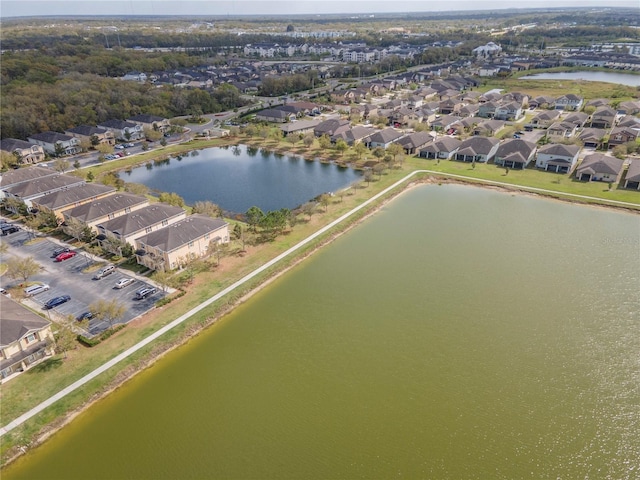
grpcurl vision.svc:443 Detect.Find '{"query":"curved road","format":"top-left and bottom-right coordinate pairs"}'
top-left (1, 170), bottom-right (638, 437)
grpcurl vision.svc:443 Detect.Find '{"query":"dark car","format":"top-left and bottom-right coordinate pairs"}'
top-left (76, 311), bottom-right (94, 321)
top-left (52, 247), bottom-right (71, 257)
top-left (1, 225), bottom-right (20, 235)
top-left (44, 295), bottom-right (71, 309)
top-left (134, 287), bottom-right (156, 300)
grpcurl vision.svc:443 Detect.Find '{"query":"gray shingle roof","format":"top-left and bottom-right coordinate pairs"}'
top-left (457, 137), bottom-right (499, 156)
top-left (63, 193), bottom-right (149, 223)
top-left (537, 144), bottom-right (580, 157)
top-left (65, 125), bottom-right (109, 136)
top-left (136, 214), bottom-right (228, 253)
top-left (34, 183), bottom-right (116, 211)
top-left (0, 296), bottom-right (50, 347)
top-left (28, 132), bottom-right (74, 143)
top-left (625, 160), bottom-right (640, 183)
top-left (0, 138), bottom-right (33, 152)
top-left (577, 154), bottom-right (624, 176)
top-left (367, 128), bottom-right (404, 145)
top-left (0, 166), bottom-right (56, 189)
top-left (98, 204), bottom-right (186, 237)
top-left (4, 174), bottom-right (85, 199)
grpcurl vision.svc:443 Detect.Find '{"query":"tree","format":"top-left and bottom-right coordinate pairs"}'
top-left (372, 146), bottom-right (385, 160)
top-left (64, 217), bottom-right (93, 242)
top-left (319, 193), bottom-right (331, 212)
top-left (160, 137), bottom-right (167, 147)
top-left (318, 135), bottom-right (331, 150)
top-left (387, 143), bottom-right (404, 165)
top-left (3, 196), bottom-right (27, 215)
top-left (73, 159), bottom-right (81, 170)
top-left (303, 132), bottom-right (315, 149)
top-left (124, 182), bottom-right (149, 195)
top-left (7, 256), bottom-right (40, 283)
top-left (364, 169), bottom-right (374, 186)
top-left (86, 171), bottom-right (95, 182)
top-left (158, 192), bottom-right (185, 207)
top-left (152, 270), bottom-right (172, 293)
top-left (193, 200), bottom-right (222, 218)
top-left (96, 143), bottom-right (114, 155)
top-left (301, 201), bottom-right (317, 219)
top-left (89, 299), bottom-right (126, 330)
top-left (334, 139), bottom-right (348, 157)
top-left (354, 142), bottom-right (367, 160)
top-left (144, 127), bottom-right (162, 142)
top-left (54, 322), bottom-right (78, 359)
top-left (246, 206), bottom-right (265, 232)
top-left (1, 151), bottom-right (19, 170)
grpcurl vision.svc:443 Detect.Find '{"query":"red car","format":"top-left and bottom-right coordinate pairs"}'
top-left (55, 251), bottom-right (77, 262)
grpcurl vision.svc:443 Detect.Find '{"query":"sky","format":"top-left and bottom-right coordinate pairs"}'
top-left (1, 0), bottom-right (638, 18)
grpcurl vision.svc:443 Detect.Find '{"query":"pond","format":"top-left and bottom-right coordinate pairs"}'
top-left (123, 145), bottom-right (361, 214)
top-left (5, 185), bottom-right (639, 480)
top-left (519, 70), bottom-right (640, 86)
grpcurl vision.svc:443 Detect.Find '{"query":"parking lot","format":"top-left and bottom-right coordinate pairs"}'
top-left (1, 225), bottom-right (163, 336)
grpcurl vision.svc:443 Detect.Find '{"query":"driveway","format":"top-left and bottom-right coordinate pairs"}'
top-left (1, 228), bottom-right (162, 336)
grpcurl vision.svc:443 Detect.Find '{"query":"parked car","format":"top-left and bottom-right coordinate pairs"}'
top-left (114, 144), bottom-right (125, 150)
top-left (55, 251), bottom-right (77, 262)
top-left (93, 265), bottom-right (116, 279)
top-left (24, 283), bottom-right (50, 297)
top-left (1, 287), bottom-right (10, 296)
top-left (44, 295), bottom-right (71, 309)
top-left (135, 287), bottom-right (156, 300)
top-left (1, 224), bottom-right (20, 235)
top-left (52, 246), bottom-right (71, 257)
top-left (114, 277), bottom-right (135, 289)
top-left (76, 311), bottom-right (94, 321)
top-left (124, 143), bottom-right (135, 148)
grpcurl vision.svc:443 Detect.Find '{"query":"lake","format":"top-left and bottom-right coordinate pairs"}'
top-left (519, 70), bottom-right (640, 86)
top-left (122, 145), bottom-right (361, 214)
top-left (4, 185), bottom-right (640, 479)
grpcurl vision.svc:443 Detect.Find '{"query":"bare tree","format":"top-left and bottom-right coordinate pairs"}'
top-left (7, 256), bottom-right (40, 283)
top-left (89, 299), bottom-right (126, 330)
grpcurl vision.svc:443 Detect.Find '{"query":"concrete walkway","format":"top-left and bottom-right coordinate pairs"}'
top-left (1, 170), bottom-right (638, 437)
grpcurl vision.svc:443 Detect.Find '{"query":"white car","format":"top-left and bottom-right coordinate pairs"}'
top-left (114, 145), bottom-right (125, 150)
top-left (114, 277), bottom-right (135, 289)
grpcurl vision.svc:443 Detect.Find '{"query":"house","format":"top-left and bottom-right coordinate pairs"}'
top-left (396, 131), bottom-right (434, 155)
top-left (27, 132), bottom-right (81, 156)
top-left (331, 126), bottom-right (376, 146)
top-left (127, 114), bottom-right (171, 133)
top-left (617, 115), bottom-right (640, 129)
top-left (429, 115), bottom-right (461, 132)
top-left (473, 42), bottom-right (502, 57)
top-left (576, 129), bottom-right (605, 150)
top-left (589, 106), bottom-right (617, 129)
top-left (623, 159), bottom-right (640, 190)
top-left (494, 101), bottom-right (523, 121)
top-left (121, 71), bottom-right (147, 82)
top-left (493, 139), bottom-right (537, 169)
top-left (32, 183), bottom-right (116, 220)
top-left (473, 120), bottom-right (505, 137)
top-left (97, 120), bottom-right (144, 141)
top-left (365, 128), bottom-right (405, 149)
top-left (417, 136), bottom-right (461, 159)
top-left (529, 95), bottom-right (556, 109)
top-left (608, 127), bottom-right (640, 149)
top-left (0, 139), bottom-right (46, 165)
top-left (576, 154), bottom-right (624, 182)
top-left (585, 98), bottom-right (610, 109)
top-left (96, 203), bottom-right (187, 247)
top-left (458, 104), bottom-right (479, 117)
top-left (0, 166), bottom-right (57, 198)
top-left (454, 137), bottom-right (500, 163)
top-left (256, 108), bottom-right (293, 123)
top-left (314, 118), bottom-right (351, 138)
top-left (547, 122), bottom-right (577, 139)
top-left (280, 119), bottom-right (322, 137)
top-left (62, 193), bottom-right (149, 231)
top-left (135, 214), bottom-right (230, 271)
top-left (563, 112), bottom-right (590, 128)
top-left (477, 101), bottom-right (500, 119)
top-left (554, 94), bottom-right (583, 111)
top-left (616, 100), bottom-right (640, 116)
top-left (535, 144), bottom-right (581, 173)
top-left (65, 125), bottom-right (116, 147)
top-left (2, 173), bottom-right (85, 209)
top-left (438, 99), bottom-right (463, 115)
top-left (529, 110), bottom-right (560, 128)
top-left (0, 295), bottom-right (55, 382)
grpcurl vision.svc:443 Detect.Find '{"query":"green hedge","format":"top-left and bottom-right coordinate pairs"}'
top-left (77, 324), bottom-right (127, 347)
